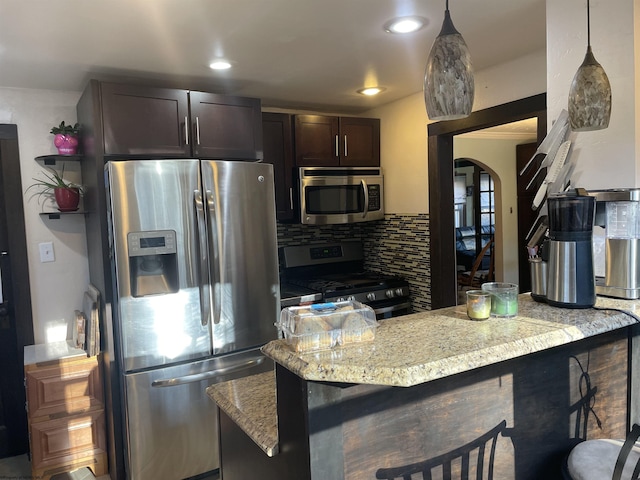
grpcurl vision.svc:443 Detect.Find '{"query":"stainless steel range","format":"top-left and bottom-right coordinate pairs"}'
top-left (279, 242), bottom-right (411, 319)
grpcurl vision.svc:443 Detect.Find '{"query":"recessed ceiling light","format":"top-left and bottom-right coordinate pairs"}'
top-left (209, 60), bottom-right (232, 70)
top-left (357, 87), bottom-right (386, 96)
top-left (384, 16), bottom-right (427, 34)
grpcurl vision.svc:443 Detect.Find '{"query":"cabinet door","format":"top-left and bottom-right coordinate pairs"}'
top-left (30, 410), bottom-right (107, 474)
top-left (339, 117), bottom-right (380, 167)
top-left (190, 92), bottom-right (263, 160)
top-left (100, 83), bottom-right (191, 156)
top-left (294, 115), bottom-right (340, 166)
top-left (262, 113), bottom-right (296, 221)
top-left (25, 355), bottom-right (103, 421)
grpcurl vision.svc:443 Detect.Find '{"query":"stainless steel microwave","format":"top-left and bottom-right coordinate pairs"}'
top-left (298, 166), bottom-right (384, 224)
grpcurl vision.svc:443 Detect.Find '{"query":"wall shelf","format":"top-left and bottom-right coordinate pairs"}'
top-left (35, 154), bottom-right (82, 166)
top-left (39, 210), bottom-right (85, 220)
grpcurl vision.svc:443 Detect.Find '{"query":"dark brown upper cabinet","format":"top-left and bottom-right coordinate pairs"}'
top-left (262, 112), bottom-right (295, 222)
top-left (294, 115), bottom-right (380, 167)
top-left (101, 83), bottom-right (190, 157)
top-left (190, 92), bottom-right (263, 160)
top-left (100, 83), bottom-right (263, 160)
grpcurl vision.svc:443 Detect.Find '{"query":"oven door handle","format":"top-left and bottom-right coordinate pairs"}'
top-left (372, 301), bottom-right (412, 316)
top-left (361, 179), bottom-right (369, 218)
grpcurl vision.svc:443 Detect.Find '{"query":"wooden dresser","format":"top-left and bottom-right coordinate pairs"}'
top-left (24, 341), bottom-right (107, 480)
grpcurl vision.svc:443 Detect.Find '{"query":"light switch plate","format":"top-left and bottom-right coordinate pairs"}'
top-left (39, 242), bottom-right (55, 263)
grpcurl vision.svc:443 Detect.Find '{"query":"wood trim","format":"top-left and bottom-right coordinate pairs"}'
top-left (428, 93), bottom-right (547, 309)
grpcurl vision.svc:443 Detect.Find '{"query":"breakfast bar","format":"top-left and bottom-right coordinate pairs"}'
top-left (208, 295), bottom-right (640, 480)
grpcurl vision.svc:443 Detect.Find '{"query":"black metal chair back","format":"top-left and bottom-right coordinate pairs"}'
top-left (375, 421), bottom-right (507, 480)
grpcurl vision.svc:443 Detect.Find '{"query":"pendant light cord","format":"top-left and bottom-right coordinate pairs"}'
top-left (446, 0), bottom-right (449, 13)
top-left (587, 0), bottom-right (591, 47)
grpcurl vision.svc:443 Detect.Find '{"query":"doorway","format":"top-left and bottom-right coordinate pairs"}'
top-left (428, 94), bottom-right (547, 309)
top-left (0, 124), bottom-right (34, 457)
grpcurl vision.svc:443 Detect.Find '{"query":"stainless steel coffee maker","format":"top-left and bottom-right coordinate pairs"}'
top-left (588, 188), bottom-right (640, 299)
top-left (546, 191), bottom-right (596, 308)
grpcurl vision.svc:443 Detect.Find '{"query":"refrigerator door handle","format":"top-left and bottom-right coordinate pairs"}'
top-left (150, 356), bottom-right (265, 387)
top-left (194, 190), bottom-right (211, 327)
top-left (0, 251), bottom-right (5, 304)
top-left (205, 189), bottom-right (222, 325)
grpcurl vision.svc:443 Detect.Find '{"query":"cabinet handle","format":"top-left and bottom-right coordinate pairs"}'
top-left (184, 116), bottom-right (189, 145)
top-left (335, 135), bottom-right (339, 157)
top-left (289, 187), bottom-right (293, 210)
top-left (344, 135), bottom-right (348, 157)
top-left (196, 117), bottom-right (201, 145)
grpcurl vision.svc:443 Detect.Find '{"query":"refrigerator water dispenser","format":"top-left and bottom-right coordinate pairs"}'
top-left (127, 230), bottom-right (179, 297)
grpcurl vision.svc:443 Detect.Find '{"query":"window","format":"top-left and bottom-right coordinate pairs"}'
top-left (478, 171), bottom-right (495, 228)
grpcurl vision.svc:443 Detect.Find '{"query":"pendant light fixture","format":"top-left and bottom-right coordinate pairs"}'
top-left (424, 0), bottom-right (474, 121)
top-left (568, 0), bottom-right (611, 131)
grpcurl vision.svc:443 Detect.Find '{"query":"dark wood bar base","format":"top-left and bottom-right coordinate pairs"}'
top-left (220, 327), bottom-right (637, 480)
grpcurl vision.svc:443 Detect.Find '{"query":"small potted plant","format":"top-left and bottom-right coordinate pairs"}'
top-left (26, 164), bottom-right (84, 212)
top-left (50, 121), bottom-right (80, 155)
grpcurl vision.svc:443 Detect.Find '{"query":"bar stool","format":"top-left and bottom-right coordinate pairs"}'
top-left (563, 424), bottom-right (640, 480)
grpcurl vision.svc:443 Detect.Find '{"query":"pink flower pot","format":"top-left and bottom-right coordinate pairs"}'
top-left (54, 187), bottom-right (80, 212)
top-left (53, 134), bottom-right (79, 155)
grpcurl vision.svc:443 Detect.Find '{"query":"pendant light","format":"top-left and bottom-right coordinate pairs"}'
top-left (424, 0), bottom-right (474, 121)
top-left (568, 0), bottom-right (611, 131)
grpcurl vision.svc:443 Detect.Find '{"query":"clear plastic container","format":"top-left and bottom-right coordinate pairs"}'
top-left (277, 301), bottom-right (378, 353)
top-left (605, 201), bottom-right (640, 239)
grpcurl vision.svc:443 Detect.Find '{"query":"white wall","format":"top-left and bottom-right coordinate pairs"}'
top-left (1, 87), bottom-right (87, 344)
top-left (546, 0), bottom-right (639, 189)
top-left (454, 137), bottom-right (530, 284)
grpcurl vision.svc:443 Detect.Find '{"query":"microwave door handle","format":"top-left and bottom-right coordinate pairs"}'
top-left (206, 189), bottom-right (222, 325)
top-left (361, 179), bottom-right (369, 218)
top-left (194, 190), bottom-right (211, 327)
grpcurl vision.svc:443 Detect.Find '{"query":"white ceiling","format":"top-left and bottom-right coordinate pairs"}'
top-left (0, 0), bottom-right (546, 114)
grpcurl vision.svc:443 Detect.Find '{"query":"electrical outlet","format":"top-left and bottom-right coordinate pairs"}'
top-left (39, 242), bottom-right (55, 263)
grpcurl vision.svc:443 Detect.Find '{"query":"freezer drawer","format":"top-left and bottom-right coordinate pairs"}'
top-left (123, 349), bottom-right (270, 480)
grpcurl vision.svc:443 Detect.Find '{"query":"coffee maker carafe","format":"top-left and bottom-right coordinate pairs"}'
top-left (588, 188), bottom-right (640, 299)
top-left (546, 192), bottom-right (596, 308)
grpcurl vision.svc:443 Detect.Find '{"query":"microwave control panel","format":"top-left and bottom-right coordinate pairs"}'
top-left (367, 184), bottom-right (381, 211)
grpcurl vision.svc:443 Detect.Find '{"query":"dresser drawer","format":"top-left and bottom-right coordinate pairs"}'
top-left (29, 409), bottom-right (107, 473)
top-left (25, 355), bottom-right (103, 420)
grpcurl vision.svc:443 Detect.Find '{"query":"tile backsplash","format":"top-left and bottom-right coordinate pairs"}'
top-left (276, 213), bottom-right (431, 311)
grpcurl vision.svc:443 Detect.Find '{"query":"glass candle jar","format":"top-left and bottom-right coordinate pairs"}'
top-left (481, 282), bottom-right (518, 318)
top-left (466, 290), bottom-right (492, 320)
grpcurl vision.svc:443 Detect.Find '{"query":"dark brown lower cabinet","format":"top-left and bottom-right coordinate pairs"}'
top-left (220, 327), bottom-right (637, 480)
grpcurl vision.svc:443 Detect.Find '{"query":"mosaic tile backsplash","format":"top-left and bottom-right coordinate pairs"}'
top-left (276, 214), bottom-right (431, 311)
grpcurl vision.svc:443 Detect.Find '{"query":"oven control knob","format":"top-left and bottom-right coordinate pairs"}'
top-left (395, 288), bottom-right (404, 296)
top-left (348, 295), bottom-right (355, 301)
top-left (386, 289), bottom-right (395, 298)
top-left (366, 292), bottom-right (376, 301)
top-left (337, 297), bottom-right (345, 302)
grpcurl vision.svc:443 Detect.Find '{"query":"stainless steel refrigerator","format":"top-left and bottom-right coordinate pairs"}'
top-left (105, 159), bottom-right (280, 480)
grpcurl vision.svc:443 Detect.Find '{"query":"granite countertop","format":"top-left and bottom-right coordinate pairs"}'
top-left (261, 294), bottom-right (640, 387)
top-left (207, 371), bottom-right (278, 457)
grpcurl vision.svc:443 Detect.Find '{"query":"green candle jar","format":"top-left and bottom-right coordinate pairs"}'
top-left (466, 290), bottom-right (492, 320)
top-left (481, 282), bottom-right (518, 318)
